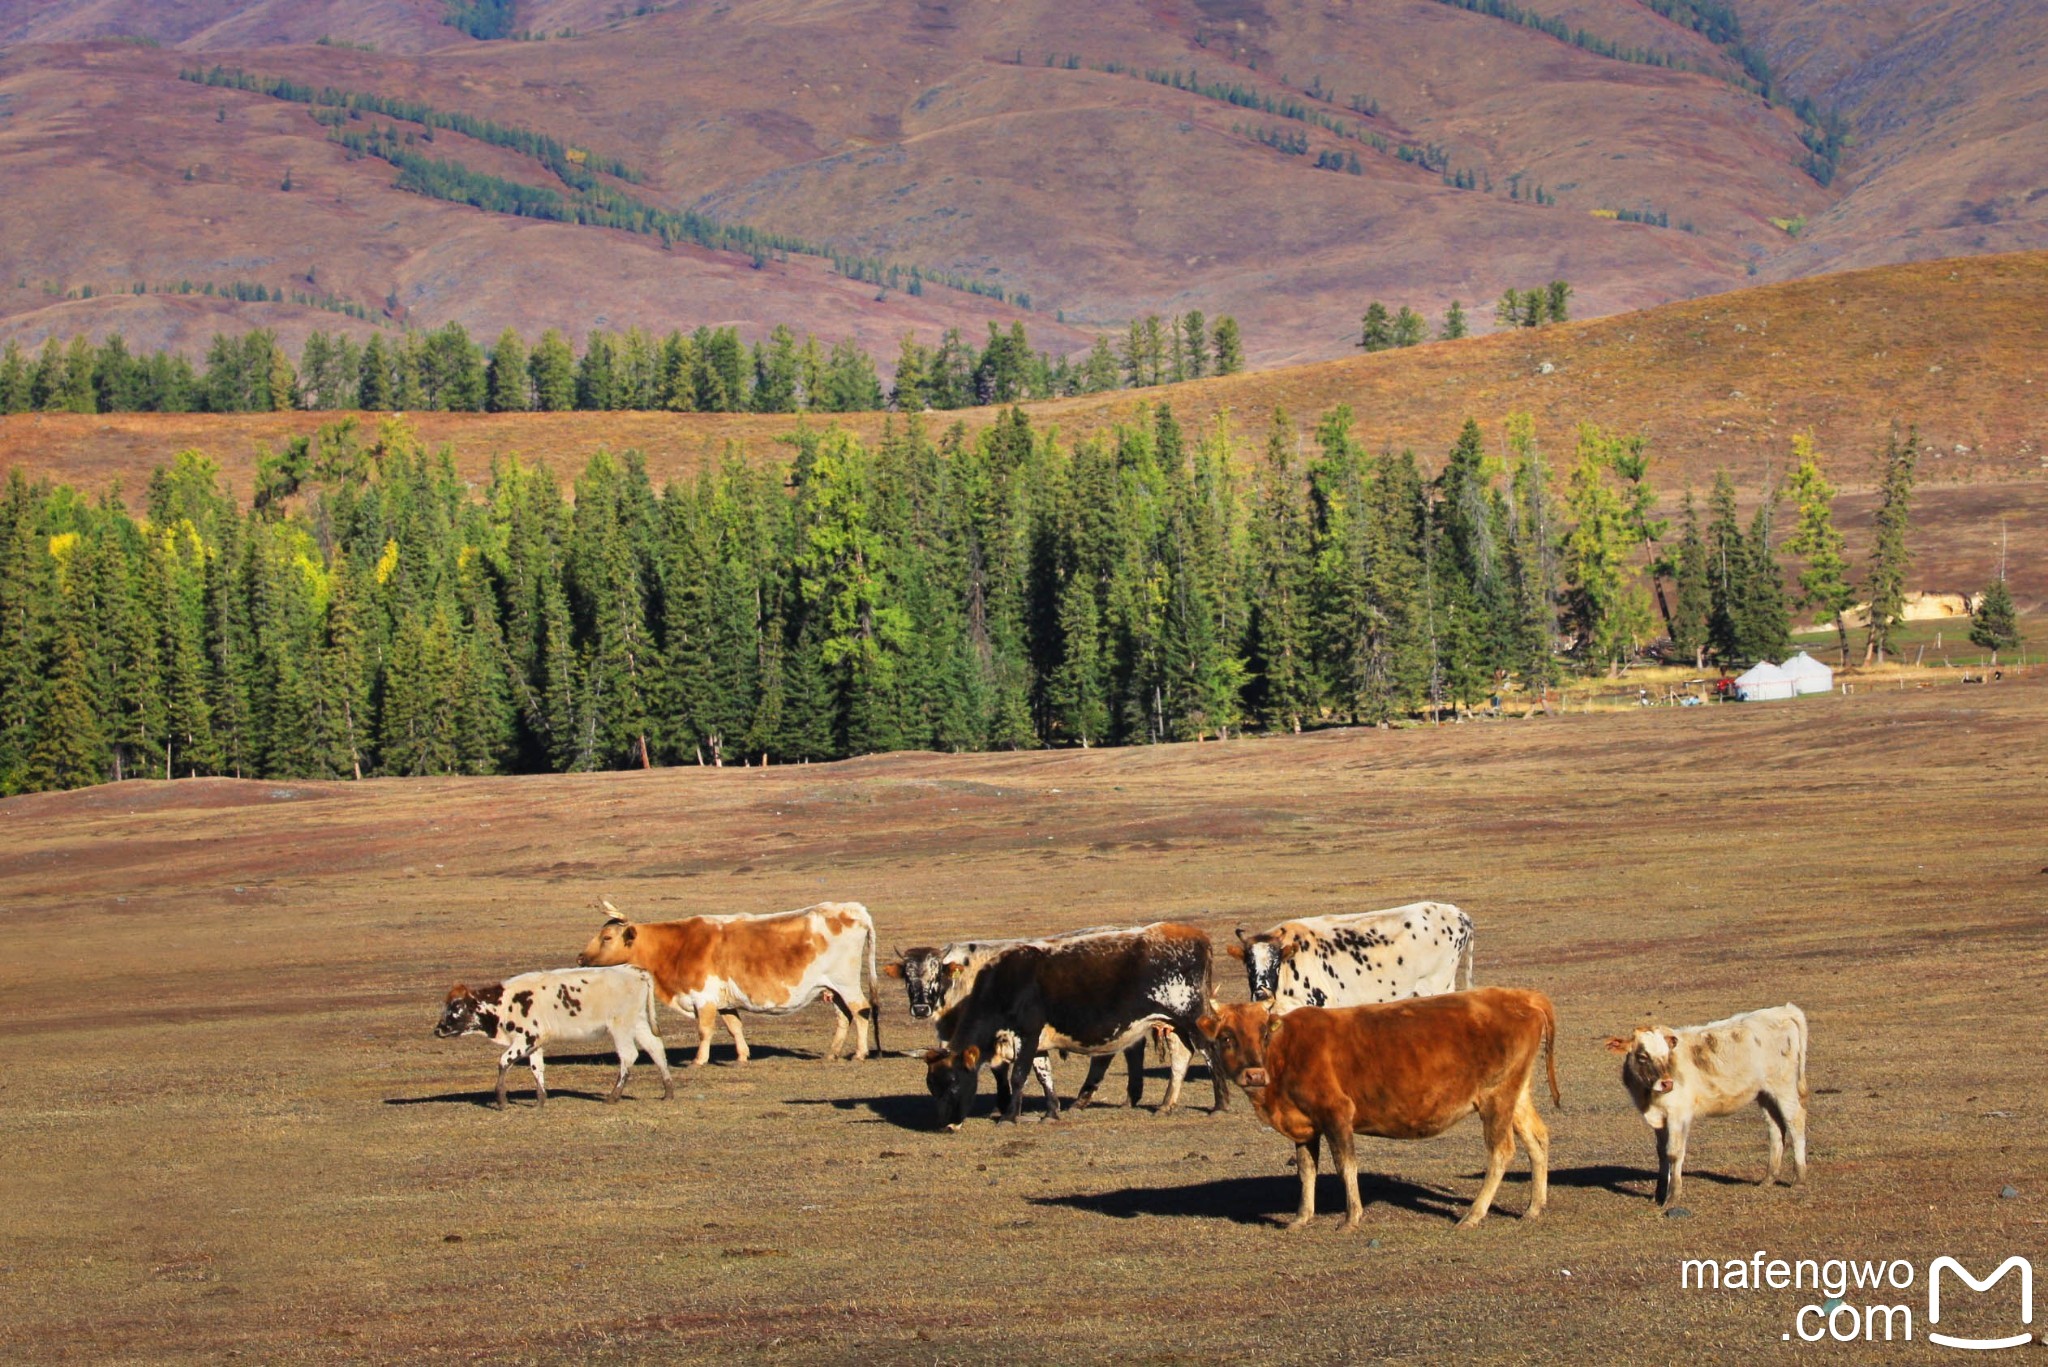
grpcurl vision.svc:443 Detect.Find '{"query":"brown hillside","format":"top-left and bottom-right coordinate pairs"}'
top-left (4, 0), bottom-right (2042, 365)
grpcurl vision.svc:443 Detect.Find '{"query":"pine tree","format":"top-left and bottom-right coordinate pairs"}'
top-left (1970, 573), bottom-right (2021, 665)
top-left (357, 333), bottom-right (395, 410)
top-left (1358, 302), bottom-right (1394, 352)
top-left (1391, 306), bottom-right (1427, 348)
top-left (1781, 433), bottom-right (1854, 663)
top-left (1180, 311), bottom-right (1208, 380)
top-left (486, 328), bottom-right (530, 412)
top-left (1246, 409), bottom-right (1315, 731)
top-left (1504, 414), bottom-right (1561, 696)
top-left (0, 340), bottom-right (32, 414)
top-left (1668, 492), bottom-right (1712, 668)
top-left (1737, 495), bottom-right (1791, 664)
top-left (529, 329), bottom-right (577, 412)
top-left (1545, 280), bottom-right (1573, 323)
top-left (1704, 470), bottom-right (1744, 663)
top-left (1863, 428), bottom-right (1918, 665)
top-left (1210, 316), bottom-right (1244, 375)
top-left (27, 555), bottom-right (107, 790)
top-left (1439, 300), bottom-right (1469, 341)
top-left (1560, 424), bottom-right (1652, 674)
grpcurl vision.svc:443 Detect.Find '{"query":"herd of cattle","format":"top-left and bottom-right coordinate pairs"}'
top-left (434, 899), bottom-right (1811, 1228)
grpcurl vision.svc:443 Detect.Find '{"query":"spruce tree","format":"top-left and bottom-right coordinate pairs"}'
top-left (486, 328), bottom-right (530, 412)
top-left (1246, 410), bottom-right (1315, 731)
top-left (1737, 495), bottom-right (1791, 664)
top-left (1210, 316), bottom-right (1244, 375)
top-left (1439, 300), bottom-right (1469, 341)
top-left (529, 329), bottom-right (578, 412)
top-left (1668, 492), bottom-right (1711, 668)
top-left (1358, 302), bottom-right (1394, 352)
top-left (1862, 428), bottom-right (1917, 665)
top-left (1970, 574), bottom-right (2021, 665)
top-left (357, 334), bottom-right (395, 410)
top-left (1391, 306), bottom-right (1427, 348)
top-left (1781, 433), bottom-right (1854, 663)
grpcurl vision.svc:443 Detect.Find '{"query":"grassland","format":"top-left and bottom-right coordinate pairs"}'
top-left (3, 668), bottom-right (2045, 1362)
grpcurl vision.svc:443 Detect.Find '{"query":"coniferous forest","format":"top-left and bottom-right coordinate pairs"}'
top-left (0, 402), bottom-right (1869, 795)
top-left (0, 315), bottom-right (1242, 417)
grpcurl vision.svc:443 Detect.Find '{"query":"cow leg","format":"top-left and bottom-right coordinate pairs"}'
top-left (636, 1024), bottom-right (674, 1100)
top-left (823, 993), bottom-right (850, 1061)
top-left (1072, 1054), bottom-right (1115, 1110)
top-left (528, 1047), bottom-right (548, 1110)
top-left (1662, 1120), bottom-right (1691, 1209)
top-left (1761, 1098), bottom-right (1785, 1185)
top-left (1458, 1095), bottom-right (1516, 1229)
top-left (1011, 1052), bottom-right (1044, 1124)
top-left (608, 1027), bottom-right (637, 1102)
top-left (1030, 1055), bottom-right (1057, 1110)
top-left (1787, 1091), bottom-right (1808, 1185)
top-left (1123, 1041), bottom-right (1147, 1108)
top-left (1513, 1089), bottom-right (1550, 1220)
top-left (849, 994), bottom-right (873, 1060)
top-left (721, 1011), bottom-right (751, 1063)
top-left (1157, 1031), bottom-right (1192, 1115)
top-left (1330, 1121), bottom-right (1368, 1231)
top-left (1287, 1135), bottom-right (1323, 1230)
top-left (692, 1004), bottom-right (719, 1066)
top-left (494, 1057), bottom-right (512, 1112)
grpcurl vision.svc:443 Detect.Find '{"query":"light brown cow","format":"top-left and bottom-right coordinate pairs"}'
top-left (579, 901), bottom-right (879, 1064)
top-left (1199, 989), bottom-right (1558, 1231)
top-left (1606, 1003), bottom-right (1808, 1208)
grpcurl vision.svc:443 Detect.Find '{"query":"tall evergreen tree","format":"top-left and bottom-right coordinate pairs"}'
top-left (529, 329), bottom-right (577, 412)
top-left (1863, 428), bottom-right (1918, 664)
top-left (1781, 433), bottom-right (1854, 663)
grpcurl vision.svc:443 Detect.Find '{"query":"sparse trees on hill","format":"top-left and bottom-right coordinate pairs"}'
top-left (1970, 574), bottom-right (2021, 665)
top-left (1496, 282), bottom-right (1572, 329)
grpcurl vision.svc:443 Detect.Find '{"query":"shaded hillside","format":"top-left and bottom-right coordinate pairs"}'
top-left (10, 0), bottom-right (2035, 364)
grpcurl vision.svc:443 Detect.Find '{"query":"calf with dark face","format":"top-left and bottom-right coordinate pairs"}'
top-left (923, 923), bottom-right (1224, 1131)
top-left (1230, 902), bottom-right (1474, 1012)
top-left (436, 965), bottom-right (673, 1110)
top-left (1199, 989), bottom-right (1556, 1231)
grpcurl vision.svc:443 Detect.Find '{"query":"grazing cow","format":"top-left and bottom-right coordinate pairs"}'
top-left (434, 966), bottom-right (673, 1110)
top-left (923, 923), bottom-right (1225, 1130)
top-left (1198, 989), bottom-right (1557, 1231)
top-left (1607, 1003), bottom-right (1809, 1208)
top-left (1229, 902), bottom-right (1475, 1013)
top-left (887, 931), bottom-right (1159, 1112)
top-left (579, 901), bottom-right (880, 1064)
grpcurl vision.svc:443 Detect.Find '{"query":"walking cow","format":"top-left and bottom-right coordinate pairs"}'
top-left (434, 965), bottom-right (673, 1110)
top-left (579, 900), bottom-right (881, 1063)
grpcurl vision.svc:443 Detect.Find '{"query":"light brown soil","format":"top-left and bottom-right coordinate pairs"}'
top-left (3, 674), bottom-right (2046, 1362)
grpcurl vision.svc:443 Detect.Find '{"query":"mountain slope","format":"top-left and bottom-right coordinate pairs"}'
top-left (0, 0), bottom-right (2042, 364)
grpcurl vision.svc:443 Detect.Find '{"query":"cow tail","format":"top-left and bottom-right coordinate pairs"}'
top-left (864, 915), bottom-right (882, 1056)
top-left (1542, 996), bottom-right (1561, 1109)
top-left (641, 970), bottom-right (661, 1037)
top-left (1461, 924), bottom-right (1476, 991)
top-left (1792, 1003), bottom-right (1808, 1101)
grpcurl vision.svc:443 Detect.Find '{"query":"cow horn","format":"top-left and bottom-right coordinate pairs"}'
top-left (599, 898), bottom-right (620, 915)
top-left (1234, 924), bottom-right (1250, 943)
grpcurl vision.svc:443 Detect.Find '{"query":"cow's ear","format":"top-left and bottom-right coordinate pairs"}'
top-left (1225, 943), bottom-right (1246, 961)
top-left (961, 1045), bottom-right (981, 1071)
top-left (882, 962), bottom-right (905, 979)
top-left (1277, 939), bottom-right (1302, 961)
top-left (622, 925), bottom-right (637, 946)
top-left (1662, 1030), bottom-right (1678, 1052)
top-left (921, 1048), bottom-right (947, 1065)
top-left (1603, 1036), bottom-right (1631, 1053)
top-left (1196, 1013), bottom-right (1217, 1039)
top-left (1260, 1014), bottom-right (1284, 1048)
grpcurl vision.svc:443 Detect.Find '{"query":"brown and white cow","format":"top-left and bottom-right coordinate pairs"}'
top-left (1198, 989), bottom-right (1557, 1231)
top-left (1229, 902), bottom-right (1474, 1014)
top-left (578, 900), bottom-right (879, 1064)
top-left (1607, 1003), bottom-right (1809, 1208)
top-left (923, 923), bottom-right (1226, 1129)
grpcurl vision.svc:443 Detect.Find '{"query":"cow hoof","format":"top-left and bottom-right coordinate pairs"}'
top-left (1453, 1217), bottom-right (1484, 1231)
top-left (1283, 1217), bottom-right (1313, 1232)
top-left (943, 1124), bottom-right (962, 1134)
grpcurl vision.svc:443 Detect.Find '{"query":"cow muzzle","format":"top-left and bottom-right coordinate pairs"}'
top-left (1653, 1078), bottom-right (1675, 1093)
top-left (1238, 1068), bottom-right (1269, 1090)
top-left (909, 1004), bottom-right (931, 1019)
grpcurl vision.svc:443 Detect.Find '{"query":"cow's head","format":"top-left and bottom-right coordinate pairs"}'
top-left (1225, 926), bottom-right (1289, 1003)
top-left (579, 916), bottom-right (637, 968)
top-left (1605, 1027), bottom-right (1680, 1099)
top-left (1196, 1000), bottom-right (1279, 1092)
top-left (884, 947), bottom-right (945, 1019)
top-left (435, 983), bottom-right (500, 1038)
top-left (923, 1045), bottom-right (982, 1131)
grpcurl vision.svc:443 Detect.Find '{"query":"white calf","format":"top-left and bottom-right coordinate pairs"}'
top-left (436, 966), bottom-right (674, 1110)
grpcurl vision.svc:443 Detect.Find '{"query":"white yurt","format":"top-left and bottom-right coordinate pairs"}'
top-left (1778, 650), bottom-right (1834, 696)
top-left (1732, 660), bottom-right (1796, 701)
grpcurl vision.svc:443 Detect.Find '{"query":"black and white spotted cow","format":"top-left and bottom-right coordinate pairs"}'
top-left (434, 965), bottom-right (674, 1110)
top-left (1229, 902), bottom-right (1475, 1014)
top-left (923, 922), bottom-right (1225, 1129)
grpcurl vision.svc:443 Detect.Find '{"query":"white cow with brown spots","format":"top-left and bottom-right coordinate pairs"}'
top-left (435, 965), bottom-right (673, 1110)
top-left (1229, 902), bottom-right (1475, 1014)
top-left (1607, 1003), bottom-right (1809, 1208)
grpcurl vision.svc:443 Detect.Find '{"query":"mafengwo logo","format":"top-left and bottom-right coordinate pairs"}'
top-left (1680, 1251), bottom-right (2034, 1347)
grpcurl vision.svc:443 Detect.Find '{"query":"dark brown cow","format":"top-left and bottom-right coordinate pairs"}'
top-left (1198, 988), bottom-right (1558, 1231)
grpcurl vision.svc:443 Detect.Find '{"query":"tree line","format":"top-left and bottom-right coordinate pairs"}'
top-left (0, 407), bottom-right (1952, 796)
top-left (0, 315), bottom-right (1241, 418)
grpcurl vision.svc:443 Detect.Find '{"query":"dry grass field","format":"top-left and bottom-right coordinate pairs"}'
top-left (3, 670), bottom-right (2046, 1362)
